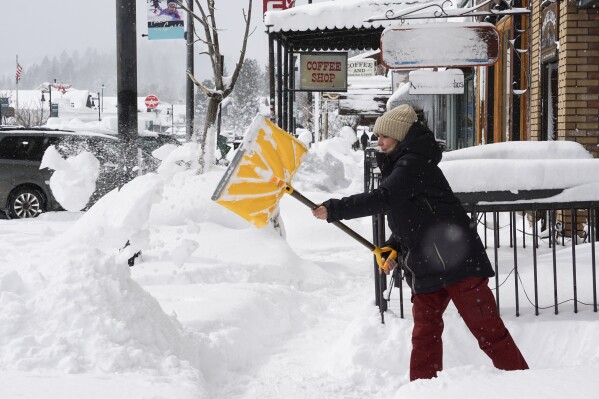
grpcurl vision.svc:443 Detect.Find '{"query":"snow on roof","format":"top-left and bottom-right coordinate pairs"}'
top-left (3, 89), bottom-right (91, 109)
top-left (339, 75), bottom-right (392, 115)
top-left (264, 0), bottom-right (436, 32)
top-left (349, 49), bottom-right (379, 60)
top-left (347, 75), bottom-right (392, 93)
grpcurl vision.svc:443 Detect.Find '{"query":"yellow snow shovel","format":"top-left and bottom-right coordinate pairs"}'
top-left (211, 115), bottom-right (397, 272)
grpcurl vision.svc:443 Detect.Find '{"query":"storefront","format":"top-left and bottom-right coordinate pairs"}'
top-left (388, 69), bottom-right (476, 151)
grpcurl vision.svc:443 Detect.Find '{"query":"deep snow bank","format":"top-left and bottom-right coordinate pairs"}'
top-left (0, 146), bottom-right (207, 395)
top-left (294, 137), bottom-right (364, 193)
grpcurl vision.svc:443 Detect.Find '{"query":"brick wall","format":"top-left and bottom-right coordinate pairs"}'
top-left (530, 2), bottom-right (599, 157)
top-left (530, 0), bottom-right (542, 141)
top-left (559, 3), bottom-right (599, 157)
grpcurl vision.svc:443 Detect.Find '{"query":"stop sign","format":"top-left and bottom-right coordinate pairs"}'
top-left (144, 95), bottom-right (159, 109)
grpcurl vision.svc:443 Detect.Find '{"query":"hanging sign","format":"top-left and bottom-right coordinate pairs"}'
top-left (50, 83), bottom-right (72, 93)
top-left (147, 0), bottom-right (185, 40)
top-left (540, 3), bottom-right (559, 63)
top-left (348, 59), bottom-right (376, 77)
top-left (298, 52), bottom-right (348, 92)
top-left (409, 69), bottom-right (464, 95)
top-left (263, 0), bottom-right (295, 15)
top-left (381, 22), bottom-right (500, 69)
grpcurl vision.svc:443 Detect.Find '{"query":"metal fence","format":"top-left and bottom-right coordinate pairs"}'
top-left (364, 148), bottom-right (599, 320)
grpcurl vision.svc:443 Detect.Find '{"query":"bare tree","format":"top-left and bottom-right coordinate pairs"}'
top-left (176, 0), bottom-right (253, 171)
top-left (15, 103), bottom-right (45, 128)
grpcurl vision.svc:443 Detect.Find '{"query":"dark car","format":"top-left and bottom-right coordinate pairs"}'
top-left (138, 132), bottom-right (182, 154)
top-left (0, 127), bottom-right (158, 219)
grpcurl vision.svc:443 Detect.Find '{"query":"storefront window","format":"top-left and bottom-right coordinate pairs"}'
top-left (432, 74), bottom-right (475, 151)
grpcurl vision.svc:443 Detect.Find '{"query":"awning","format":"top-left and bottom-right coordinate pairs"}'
top-left (264, 0), bottom-right (439, 51)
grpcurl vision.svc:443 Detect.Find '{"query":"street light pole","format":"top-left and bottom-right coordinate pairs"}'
top-left (98, 92), bottom-right (101, 121)
top-left (101, 84), bottom-right (105, 113)
top-left (185, 0), bottom-right (194, 141)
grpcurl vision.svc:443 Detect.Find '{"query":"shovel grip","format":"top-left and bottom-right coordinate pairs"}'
top-left (372, 246), bottom-right (398, 274)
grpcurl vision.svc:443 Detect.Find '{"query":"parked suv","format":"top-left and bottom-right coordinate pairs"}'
top-left (0, 127), bottom-right (158, 219)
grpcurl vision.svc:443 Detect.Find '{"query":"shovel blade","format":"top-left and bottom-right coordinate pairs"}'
top-left (212, 115), bottom-right (308, 227)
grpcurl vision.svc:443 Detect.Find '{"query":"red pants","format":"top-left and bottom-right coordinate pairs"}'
top-left (410, 277), bottom-right (528, 381)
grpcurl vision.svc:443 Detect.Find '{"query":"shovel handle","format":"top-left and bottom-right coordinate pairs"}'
top-left (285, 186), bottom-right (378, 252)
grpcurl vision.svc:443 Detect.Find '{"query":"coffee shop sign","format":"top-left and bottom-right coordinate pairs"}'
top-left (348, 59), bottom-right (375, 77)
top-left (299, 52), bottom-right (348, 92)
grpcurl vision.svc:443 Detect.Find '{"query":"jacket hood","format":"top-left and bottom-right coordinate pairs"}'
top-left (389, 122), bottom-right (442, 165)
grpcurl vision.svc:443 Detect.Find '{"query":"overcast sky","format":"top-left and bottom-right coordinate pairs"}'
top-left (0, 0), bottom-right (269, 84)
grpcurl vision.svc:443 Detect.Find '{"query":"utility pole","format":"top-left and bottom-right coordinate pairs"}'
top-left (116, 0), bottom-right (139, 184)
top-left (185, 0), bottom-right (194, 141)
top-left (217, 55), bottom-right (224, 137)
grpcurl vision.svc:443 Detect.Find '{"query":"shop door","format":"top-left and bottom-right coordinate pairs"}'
top-left (541, 62), bottom-right (558, 140)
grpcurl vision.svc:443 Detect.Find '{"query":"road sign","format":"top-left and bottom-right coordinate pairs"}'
top-left (50, 103), bottom-right (59, 118)
top-left (380, 22), bottom-right (500, 69)
top-left (144, 95), bottom-right (159, 109)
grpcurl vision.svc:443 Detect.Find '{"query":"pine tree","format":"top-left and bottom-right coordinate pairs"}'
top-left (226, 58), bottom-right (263, 134)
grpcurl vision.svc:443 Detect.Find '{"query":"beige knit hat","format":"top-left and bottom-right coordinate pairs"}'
top-left (373, 104), bottom-right (418, 142)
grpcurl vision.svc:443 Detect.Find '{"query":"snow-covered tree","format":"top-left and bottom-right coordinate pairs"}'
top-left (295, 92), bottom-right (313, 133)
top-left (328, 112), bottom-right (360, 138)
top-left (226, 58), bottom-right (263, 134)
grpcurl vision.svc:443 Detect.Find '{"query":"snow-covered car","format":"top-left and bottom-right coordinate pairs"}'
top-left (0, 127), bottom-right (157, 219)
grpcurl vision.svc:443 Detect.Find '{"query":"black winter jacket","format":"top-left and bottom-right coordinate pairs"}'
top-left (323, 123), bottom-right (494, 294)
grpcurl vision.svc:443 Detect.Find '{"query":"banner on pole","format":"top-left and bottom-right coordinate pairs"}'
top-left (263, 0), bottom-right (295, 15)
top-left (147, 0), bottom-right (185, 40)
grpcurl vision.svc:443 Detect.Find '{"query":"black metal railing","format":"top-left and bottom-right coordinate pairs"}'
top-left (364, 149), bottom-right (599, 318)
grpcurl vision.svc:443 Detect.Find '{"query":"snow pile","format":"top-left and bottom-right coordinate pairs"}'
top-left (0, 141), bottom-right (207, 395)
top-left (441, 140), bottom-right (592, 161)
top-left (146, 144), bottom-right (331, 289)
top-left (0, 166), bottom-right (205, 389)
top-left (339, 126), bottom-right (357, 143)
top-left (440, 141), bottom-right (599, 195)
top-left (296, 128), bottom-right (313, 147)
top-left (294, 136), bottom-right (364, 192)
top-left (40, 146), bottom-right (100, 211)
top-left (0, 245), bottom-right (199, 377)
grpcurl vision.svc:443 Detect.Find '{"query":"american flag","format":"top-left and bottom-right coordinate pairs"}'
top-left (16, 63), bottom-right (23, 82)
